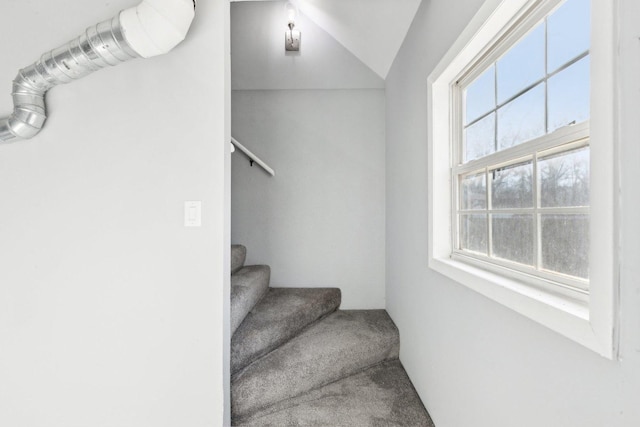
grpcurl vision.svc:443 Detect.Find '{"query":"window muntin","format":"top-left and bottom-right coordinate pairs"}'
top-left (496, 24), bottom-right (545, 104)
top-left (548, 55), bottom-right (590, 132)
top-left (454, 0), bottom-right (591, 292)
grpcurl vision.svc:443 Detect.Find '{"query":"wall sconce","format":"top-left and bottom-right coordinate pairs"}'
top-left (284, 1), bottom-right (301, 52)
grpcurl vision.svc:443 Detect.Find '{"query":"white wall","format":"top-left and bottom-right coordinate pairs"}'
top-left (385, 0), bottom-right (640, 426)
top-left (232, 90), bottom-right (386, 309)
top-left (0, 1), bottom-right (230, 426)
top-left (290, 0), bottom-right (422, 79)
top-left (231, 1), bottom-right (386, 309)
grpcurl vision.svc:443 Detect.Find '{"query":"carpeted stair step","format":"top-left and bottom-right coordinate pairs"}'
top-left (231, 265), bottom-right (270, 336)
top-left (231, 244), bottom-right (247, 275)
top-left (231, 310), bottom-right (400, 421)
top-left (231, 287), bottom-right (342, 375)
top-left (235, 360), bottom-right (434, 427)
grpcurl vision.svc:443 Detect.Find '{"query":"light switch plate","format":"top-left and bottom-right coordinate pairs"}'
top-left (184, 201), bottom-right (202, 227)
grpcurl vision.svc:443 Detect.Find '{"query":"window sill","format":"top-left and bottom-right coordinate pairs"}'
top-left (429, 255), bottom-right (606, 353)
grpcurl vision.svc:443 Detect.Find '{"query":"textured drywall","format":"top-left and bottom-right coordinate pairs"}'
top-left (231, 89), bottom-right (385, 309)
top-left (231, 0), bottom-right (421, 79)
top-left (231, 1), bottom-right (383, 90)
top-left (385, 0), bottom-right (640, 426)
top-left (298, 0), bottom-right (421, 78)
top-left (0, 1), bottom-right (230, 426)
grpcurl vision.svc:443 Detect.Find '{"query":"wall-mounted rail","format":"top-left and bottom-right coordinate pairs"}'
top-left (231, 136), bottom-right (275, 177)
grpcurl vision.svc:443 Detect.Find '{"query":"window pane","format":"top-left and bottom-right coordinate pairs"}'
top-left (539, 146), bottom-right (589, 208)
top-left (491, 214), bottom-right (534, 266)
top-left (497, 23), bottom-right (545, 104)
top-left (497, 84), bottom-right (545, 150)
top-left (461, 172), bottom-right (487, 210)
top-left (465, 65), bottom-right (495, 124)
top-left (491, 161), bottom-right (533, 209)
top-left (548, 56), bottom-right (590, 132)
top-left (460, 214), bottom-right (487, 254)
top-left (547, 0), bottom-right (591, 73)
top-left (465, 112), bottom-right (495, 162)
top-left (541, 214), bottom-right (589, 279)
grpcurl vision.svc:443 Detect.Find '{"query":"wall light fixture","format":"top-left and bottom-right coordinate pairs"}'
top-left (284, 1), bottom-right (301, 52)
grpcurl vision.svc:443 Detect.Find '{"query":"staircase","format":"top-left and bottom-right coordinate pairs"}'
top-left (230, 244), bottom-right (434, 426)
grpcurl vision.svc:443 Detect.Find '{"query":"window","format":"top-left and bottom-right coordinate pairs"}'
top-left (428, 0), bottom-right (617, 358)
top-left (453, 0), bottom-right (591, 296)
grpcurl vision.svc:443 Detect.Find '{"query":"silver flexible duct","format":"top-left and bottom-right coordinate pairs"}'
top-left (0, 17), bottom-right (139, 143)
top-left (0, 0), bottom-right (196, 144)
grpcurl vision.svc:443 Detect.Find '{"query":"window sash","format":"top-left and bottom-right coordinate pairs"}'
top-left (453, 202), bottom-right (590, 293)
top-left (457, 0), bottom-right (591, 166)
top-left (452, 101), bottom-right (590, 293)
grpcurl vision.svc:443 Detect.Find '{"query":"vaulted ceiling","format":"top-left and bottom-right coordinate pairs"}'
top-left (230, 0), bottom-right (422, 78)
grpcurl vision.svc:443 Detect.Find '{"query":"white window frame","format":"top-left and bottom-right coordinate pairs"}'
top-left (427, 0), bottom-right (619, 358)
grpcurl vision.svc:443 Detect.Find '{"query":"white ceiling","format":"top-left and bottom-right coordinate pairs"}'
top-left (230, 0), bottom-right (422, 78)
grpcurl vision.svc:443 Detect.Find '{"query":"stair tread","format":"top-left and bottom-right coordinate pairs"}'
top-left (234, 360), bottom-right (434, 427)
top-left (231, 245), bottom-right (247, 275)
top-left (231, 287), bottom-right (341, 375)
top-left (232, 309), bottom-right (399, 420)
top-left (231, 265), bottom-right (270, 336)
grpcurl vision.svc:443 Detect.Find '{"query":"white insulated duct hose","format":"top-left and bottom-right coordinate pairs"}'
top-left (0, 0), bottom-right (196, 143)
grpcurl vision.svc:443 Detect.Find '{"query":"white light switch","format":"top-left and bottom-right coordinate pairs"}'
top-left (184, 201), bottom-right (202, 227)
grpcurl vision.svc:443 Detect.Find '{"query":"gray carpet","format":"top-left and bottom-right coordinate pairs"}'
top-left (235, 360), bottom-right (434, 427)
top-left (231, 287), bottom-right (341, 375)
top-left (232, 310), bottom-right (400, 419)
top-left (230, 244), bottom-right (434, 426)
top-left (231, 244), bottom-right (247, 275)
top-left (230, 265), bottom-right (270, 336)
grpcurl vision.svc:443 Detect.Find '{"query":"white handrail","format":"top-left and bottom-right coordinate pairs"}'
top-left (231, 136), bottom-right (275, 177)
